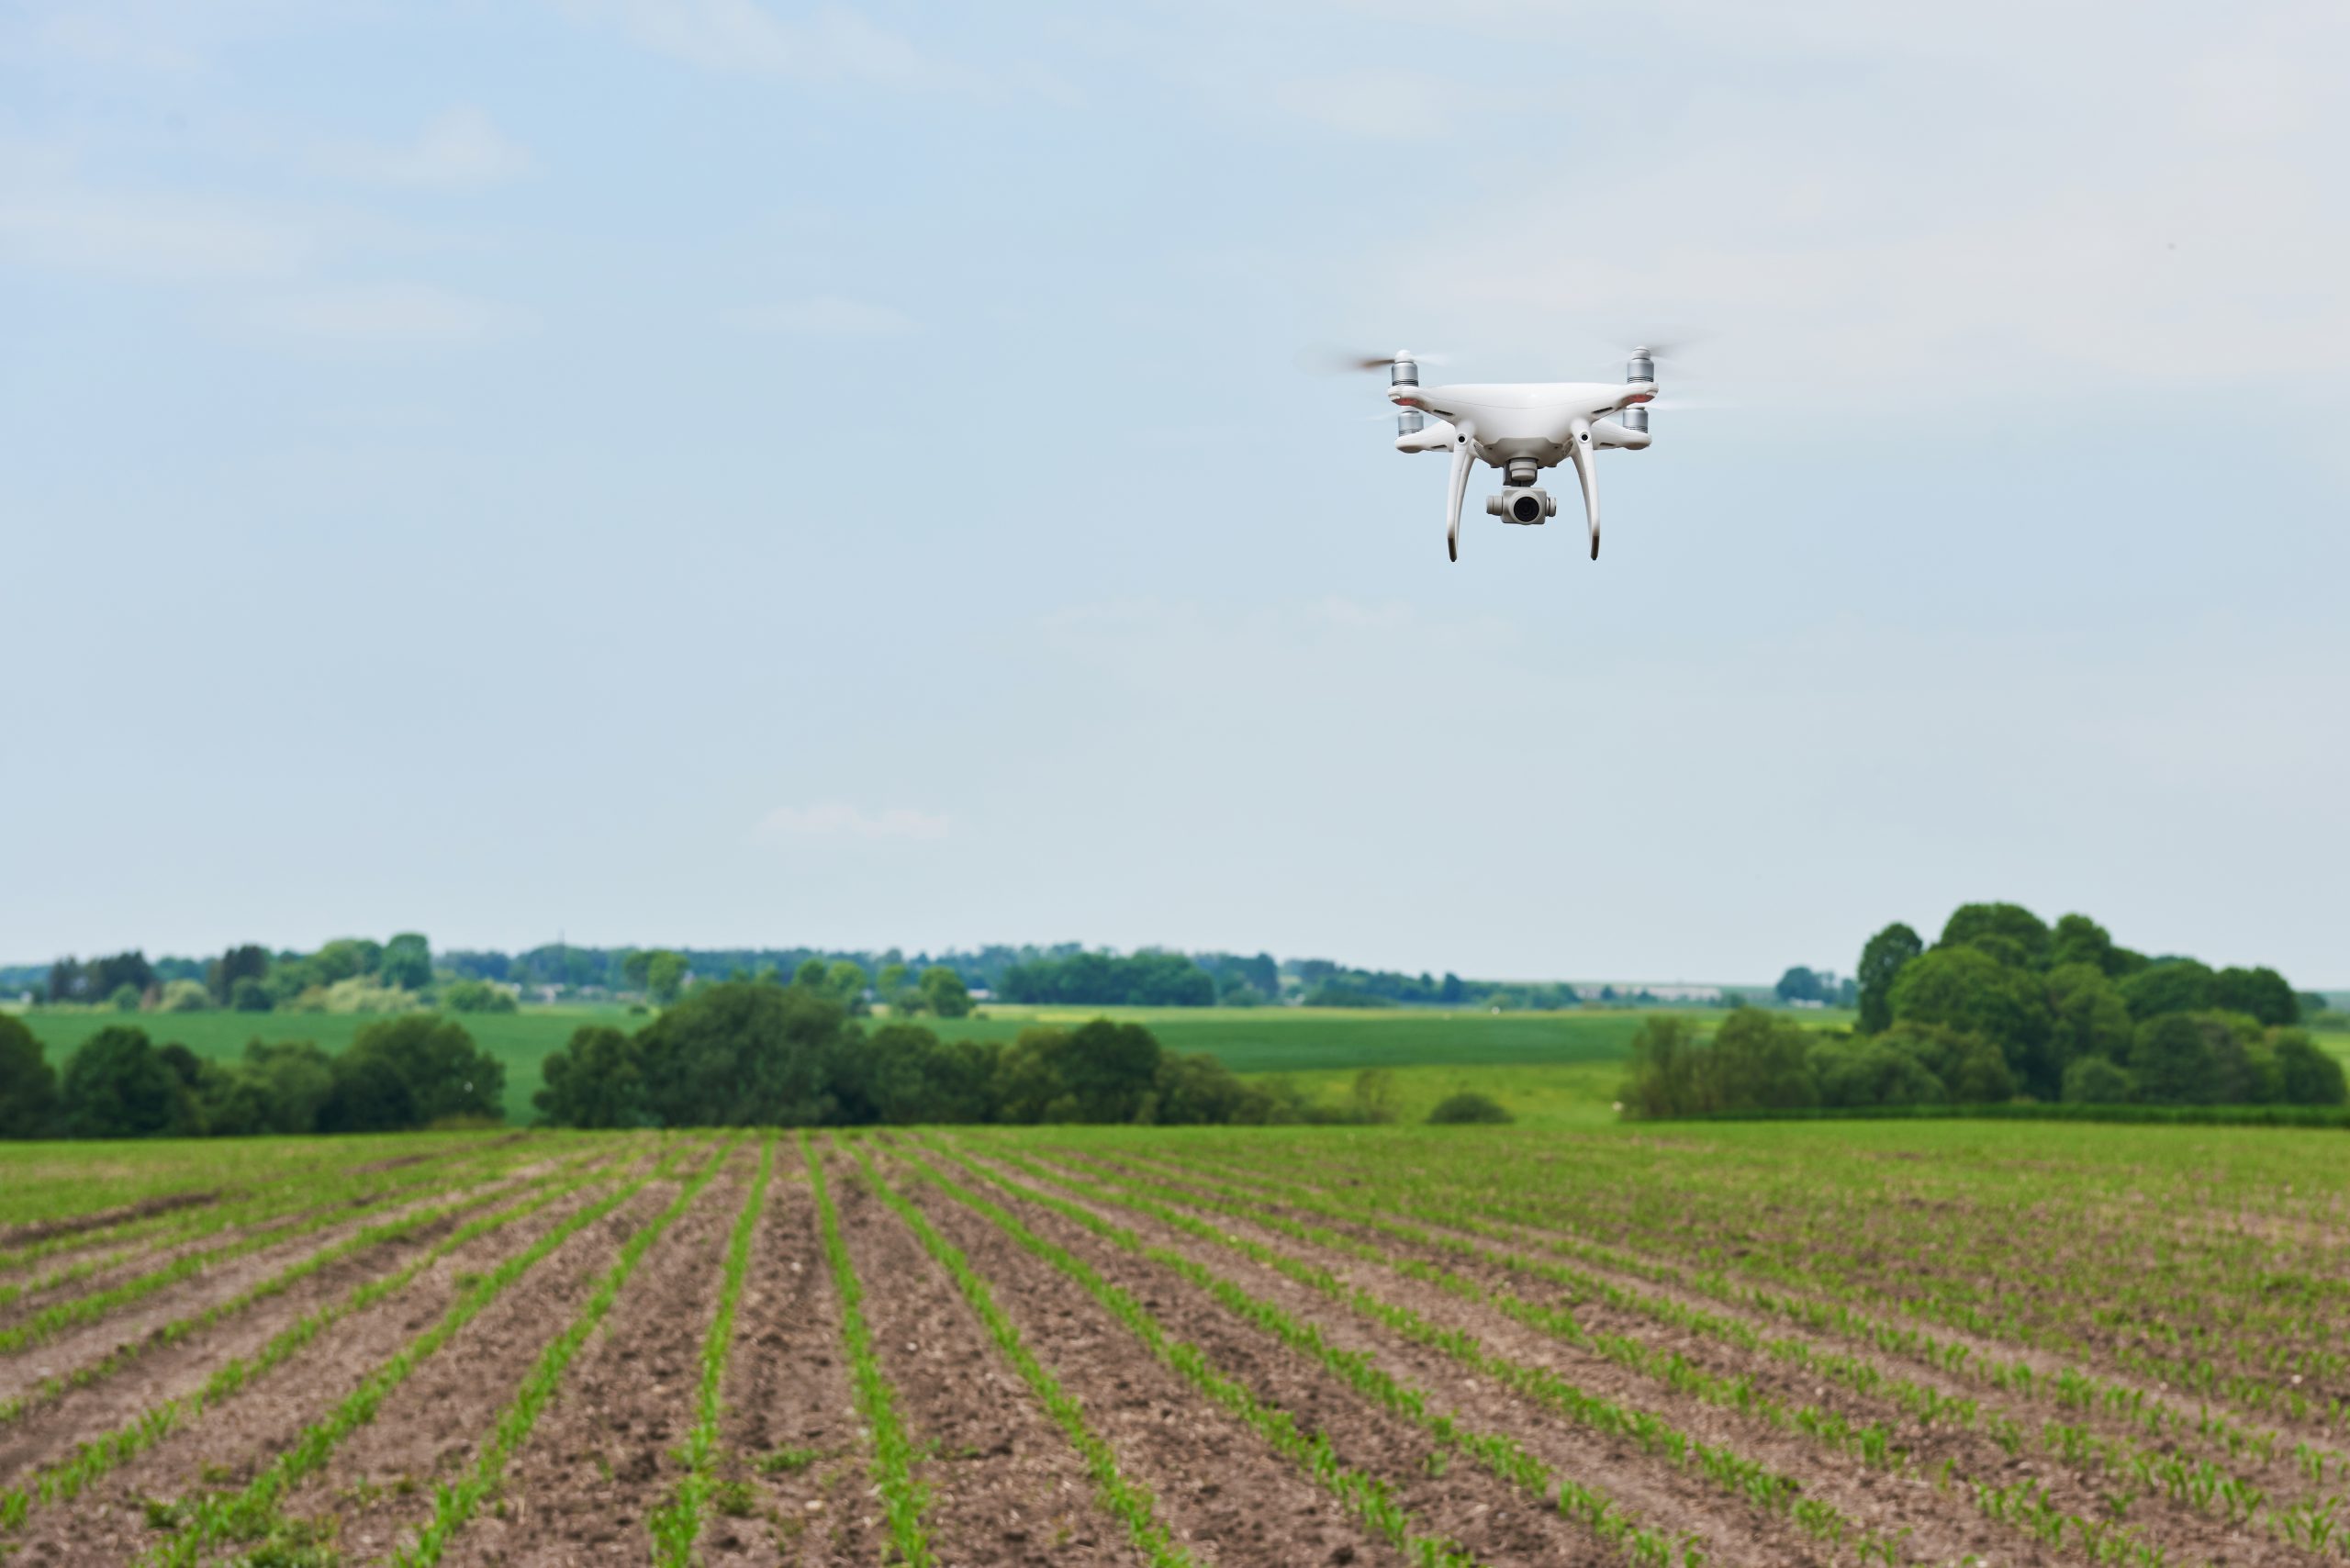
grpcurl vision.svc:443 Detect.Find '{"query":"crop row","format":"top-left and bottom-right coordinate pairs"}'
top-left (392, 1135), bottom-right (746, 1565)
top-left (1048, 1146), bottom-right (2220, 1568)
top-left (952, 1142), bottom-right (1920, 1568)
top-left (648, 1135), bottom-right (778, 1566)
top-left (0, 1137), bottom-right (657, 1534)
top-left (137, 1135), bottom-right (710, 1565)
top-left (0, 1145), bottom-right (615, 1429)
top-left (849, 1146), bottom-right (1201, 1568)
top-left (805, 1131), bottom-right (934, 1566)
top-left (1155, 1139), bottom-right (2350, 1492)
top-left (0, 1136), bottom-right (556, 1358)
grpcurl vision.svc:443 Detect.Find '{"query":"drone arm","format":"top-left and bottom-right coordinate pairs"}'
top-left (1444, 435), bottom-right (1475, 562)
top-left (1567, 419), bottom-right (1601, 559)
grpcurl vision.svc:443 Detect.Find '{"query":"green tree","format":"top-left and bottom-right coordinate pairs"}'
top-left (160, 979), bottom-right (212, 1013)
top-left (2062, 1055), bottom-right (2134, 1103)
top-left (917, 965), bottom-right (973, 1019)
top-left (2043, 963), bottom-right (2132, 1076)
top-left (320, 1014), bottom-right (504, 1130)
top-left (60, 1027), bottom-right (196, 1137)
top-left (645, 950), bottom-right (688, 1005)
top-left (1147, 1052), bottom-right (1254, 1125)
top-left (1619, 1015), bottom-right (1707, 1117)
top-left (620, 949), bottom-right (653, 991)
top-left (535, 1025), bottom-right (649, 1128)
top-left (2132, 1014), bottom-right (2220, 1103)
top-left (0, 1015), bottom-right (58, 1137)
top-left (1774, 966), bottom-right (1823, 1004)
top-left (2273, 1031), bottom-right (2348, 1106)
top-left (379, 933), bottom-right (432, 991)
top-left (1939, 902), bottom-right (2051, 968)
top-left (876, 962), bottom-right (910, 997)
top-left (824, 960), bottom-right (869, 1013)
top-left (230, 976), bottom-right (273, 1013)
top-left (312, 939), bottom-right (380, 984)
top-left (1855, 922), bottom-right (1922, 1035)
top-left (443, 979), bottom-right (519, 1014)
top-left (2212, 966), bottom-right (2300, 1027)
top-left (1888, 946), bottom-right (2055, 1095)
top-left (206, 944), bottom-right (271, 1003)
top-left (1707, 1008), bottom-right (1818, 1110)
top-left (2047, 913), bottom-right (2119, 975)
top-left (2118, 959), bottom-right (2216, 1020)
top-left (636, 980), bottom-right (845, 1126)
top-left (1807, 1036), bottom-right (1946, 1108)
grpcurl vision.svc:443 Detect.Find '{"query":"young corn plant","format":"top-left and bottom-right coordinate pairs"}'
top-left (852, 1148), bottom-right (1202, 1568)
top-left (134, 1137), bottom-right (711, 1566)
top-left (803, 1132), bottom-right (934, 1568)
top-left (645, 1136), bottom-right (778, 1566)
top-left (393, 1137), bottom-right (744, 1565)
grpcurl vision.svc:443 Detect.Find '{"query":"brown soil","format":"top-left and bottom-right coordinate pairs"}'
top-left (883, 1153), bottom-right (1396, 1568)
top-left (3, 1153), bottom-right (662, 1566)
top-left (0, 1192), bottom-right (220, 1250)
top-left (830, 1148), bottom-right (1145, 1568)
top-left (435, 1147), bottom-right (750, 1565)
top-left (906, 1146), bottom-right (1638, 1568)
top-left (1060, 1148), bottom-right (2311, 1568)
top-left (701, 1165), bottom-right (887, 1568)
top-left (263, 1173), bottom-right (698, 1558)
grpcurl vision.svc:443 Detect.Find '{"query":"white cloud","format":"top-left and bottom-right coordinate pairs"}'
top-left (754, 802), bottom-right (951, 843)
top-left (0, 148), bottom-right (314, 281)
top-left (728, 295), bottom-right (914, 336)
top-left (554, 0), bottom-right (961, 89)
top-left (240, 282), bottom-right (521, 346)
top-left (1275, 69), bottom-right (1454, 140)
top-left (316, 107), bottom-right (535, 190)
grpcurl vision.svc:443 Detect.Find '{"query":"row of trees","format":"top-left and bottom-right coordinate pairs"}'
top-left (536, 976), bottom-right (1326, 1128)
top-left (1625, 902), bottom-right (2339, 1116)
top-left (36, 936), bottom-right (516, 1017)
top-left (0, 1014), bottom-right (506, 1139)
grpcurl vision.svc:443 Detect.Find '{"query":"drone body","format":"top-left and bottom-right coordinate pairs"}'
top-left (1376, 350), bottom-right (1659, 562)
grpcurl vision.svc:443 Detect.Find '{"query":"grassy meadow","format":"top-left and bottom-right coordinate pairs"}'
top-left (13, 1001), bottom-right (1704, 1124)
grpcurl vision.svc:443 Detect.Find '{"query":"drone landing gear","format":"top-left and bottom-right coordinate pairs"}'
top-left (1443, 437), bottom-right (1475, 562)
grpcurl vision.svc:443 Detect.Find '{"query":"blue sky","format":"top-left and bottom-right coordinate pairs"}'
top-left (4, 2), bottom-right (2344, 985)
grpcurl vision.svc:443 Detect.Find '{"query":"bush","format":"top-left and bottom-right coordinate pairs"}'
top-left (60, 1026), bottom-right (198, 1137)
top-left (0, 1015), bottom-right (58, 1137)
top-left (535, 1025), bottom-right (648, 1128)
top-left (160, 979), bottom-right (212, 1013)
top-left (318, 1014), bottom-right (503, 1132)
top-left (443, 979), bottom-right (519, 1014)
top-left (2272, 1030), bottom-right (2347, 1106)
top-left (2062, 1055), bottom-right (2134, 1103)
top-left (1427, 1091), bottom-right (1512, 1125)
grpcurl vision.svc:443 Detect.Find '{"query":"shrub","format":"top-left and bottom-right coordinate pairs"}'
top-left (160, 979), bottom-right (212, 1013)
top-left (443, 979), bottom-right (519, 1014)
top-left (1427, 1091), bottom-right (1512, 1125)
top-left (0, 1014), bottom-right (58, 1137)
top-left (2061, 1055), bottom-right (2134, 1104)
top-left (2273, 1030), bottom-right (2348, 1105)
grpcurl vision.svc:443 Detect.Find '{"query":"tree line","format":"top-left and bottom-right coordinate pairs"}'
top-left (533, 975), bottom-right (1384, 1128)
top-left (1623, 902), bottom-right (2341, 1116)
top-left (0, 1013), bottom-right (506, 1138)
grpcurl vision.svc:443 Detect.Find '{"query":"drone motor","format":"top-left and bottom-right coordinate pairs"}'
top-left (1391, 353), bottom-right (1425, 438)
top-left (1623, 348), bottom-right (1654, 435)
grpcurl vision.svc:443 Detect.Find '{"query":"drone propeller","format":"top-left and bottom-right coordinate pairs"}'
top-left (1304, 347), bottom-right (1450, 375)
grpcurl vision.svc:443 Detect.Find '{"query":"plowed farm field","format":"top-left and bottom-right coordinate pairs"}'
top-left (4, 1120), bottom-right (2349, 1567)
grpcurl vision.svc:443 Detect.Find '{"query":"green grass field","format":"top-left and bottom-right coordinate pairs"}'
top-left (14, 1002), bottom-right (1685, 1124)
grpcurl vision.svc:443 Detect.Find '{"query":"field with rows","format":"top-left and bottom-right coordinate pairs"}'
top-left (5, 1120), bottom-right (2349, 1567)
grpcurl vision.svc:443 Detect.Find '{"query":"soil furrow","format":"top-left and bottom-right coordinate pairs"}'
top-left (918, 1146), bottom-right (1649, 1568)
top-left (1037, 1148), bottom-right (2306, 1568)
top-left (1, 1152), bottom-right (662, 1565)
top-left (702, 1170), bottom-right (885, 1568)
top-left (433, 1147), bottom-right (750, 1566)
top-left (886, 1149), bottom-right (1411, 1568)
top-left (263, 1174), bottom-right (696, 1558)
top-left (834, 1146), bottom-right (1142, 1568)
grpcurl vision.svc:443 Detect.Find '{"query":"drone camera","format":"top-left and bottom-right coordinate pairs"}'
top-left (1485, 487), bottom-right (1556, 524)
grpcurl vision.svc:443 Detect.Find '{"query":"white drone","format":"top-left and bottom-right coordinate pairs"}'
top-left (1355, 348), bottom-right (1661, 562)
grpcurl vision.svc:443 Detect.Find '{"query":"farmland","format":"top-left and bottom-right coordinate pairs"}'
top-left (5, 1122), bottom-right (2349, 1565)
top-left (10, 1004), bottom-right (1673, 1124)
